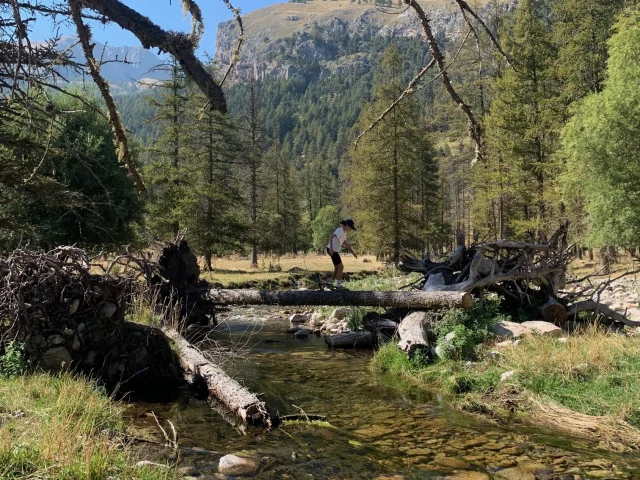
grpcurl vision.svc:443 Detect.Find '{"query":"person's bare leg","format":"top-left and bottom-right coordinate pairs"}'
top-left (336, 263), bottom-right (344, 282)
top-left (332, 264), bottom-right (339, 282)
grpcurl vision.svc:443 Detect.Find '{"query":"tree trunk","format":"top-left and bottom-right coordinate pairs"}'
top-left (203, 289), bottom-right (472, 309)
top-left (568, 301), bottom-right (640, 327)
top-left (539, 297), bottom-right (568, 326)
top-left (588, 248), bottom-right (594, 261)
top-left (162, 328), bottom-right (272, 427)
top-left (325, 331), bottom-right (375, 348)
top-left (397, 311), bottom-right (431, 357)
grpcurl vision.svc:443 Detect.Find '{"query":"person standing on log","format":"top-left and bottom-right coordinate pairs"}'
top-left (327, 219), bottom-right (357, 289)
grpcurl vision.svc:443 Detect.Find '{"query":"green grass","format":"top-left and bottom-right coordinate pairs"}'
top-left (343, 268), bottom-right (422, 291)
top-left (371, 324), bottom-right (640, 428)
top-left (0, 372), bottom-right (177, 479)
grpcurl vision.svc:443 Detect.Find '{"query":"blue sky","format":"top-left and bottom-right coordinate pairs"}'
top-left (30, 0), bottom-right (278, 56)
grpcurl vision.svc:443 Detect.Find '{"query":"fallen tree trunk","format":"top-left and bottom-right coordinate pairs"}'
top-left (162, 328), bottom-right (272, 428)
top-left (325, 331), bottom-right (375, 348)
top-left (204, 289), bottom-right (472, 310)
top-left (397, 311), bottom-right (432, 357)
top-left (539, 297), bottom-right (568, 326)
top-left (567, 301), bottom-right (640, 327)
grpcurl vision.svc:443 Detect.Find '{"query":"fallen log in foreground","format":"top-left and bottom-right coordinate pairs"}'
top-left (204, 289), bottom-right (472, 310)
top-left (162, 328), bottom-right (272, 429)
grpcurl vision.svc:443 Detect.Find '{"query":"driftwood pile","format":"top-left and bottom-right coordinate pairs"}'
top-left (400, 222), bottom-right (640, 328)
top-left (0, 243), bottom-right (272, 428)
top-left (0, 246), bottom-right (183, 401)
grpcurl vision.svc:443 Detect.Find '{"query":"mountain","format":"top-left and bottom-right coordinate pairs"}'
top-left (54, 35), bottom-right (167, 84)
top-left (214, 0), bottom-right (498, 82)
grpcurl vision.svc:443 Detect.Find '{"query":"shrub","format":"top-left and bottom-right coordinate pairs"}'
top-left (433, 297), bottom-right (508, 360)
top-left (0, 341), bottom-right (28, 378)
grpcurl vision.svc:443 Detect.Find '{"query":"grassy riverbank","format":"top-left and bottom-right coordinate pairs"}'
top-left (200, 253), bottom-right (384, 288)
top-left (371, 323), bottom-right (640, 446)
top-left (0, 371), bottom-right (175, 479)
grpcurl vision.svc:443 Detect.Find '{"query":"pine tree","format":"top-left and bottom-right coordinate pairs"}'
top-left (345, 45), bottom-right (439, 262)
top-left (483, 0), bottom-right (561, 239)
top-left (183, 89), bottom-right (246, 270)
top-left (143, 60), bottom-right (189, 240)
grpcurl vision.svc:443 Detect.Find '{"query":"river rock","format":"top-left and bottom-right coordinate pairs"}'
top-left (330, 307), bottom-right (351, 321)
top-left (288, 313), bottom-right (309, 324)
top-left (520, 321), bottom-right (562, 337)
top-left (431, 455), bottom-right (470, 469)
top-left (443, 473), bottom-right (490, 480)
top-left (63, 328), bottom-right (74, 337)
top-left (50, 335), bottom-right (65, 345)
top-left (500, 370), bottom-right (515, 382)
top-left (487, 351), bottom-right (501, 360)
top-left (218, 454), bottom-right (260, 475)
top-left (491, 321), bottom-right (532, 339)
top-left (309, 312), bottom-right (324, 327)
top-left (99, 302), bottom-right (117, 320)
top-left (496, 340), bottom-right (514, 348)
top-left (77, 322), bottom-right (86, 333)
top-left (287, 326), bottom-right (301, 333)
top-left (494, 467), bottom-right (535, 480)
top-left (294, 329), bottom-right (310, 338)
top-left (41, 347), bottom-right (72, 370)
top-left (72, 336), bottom-right (81, 351)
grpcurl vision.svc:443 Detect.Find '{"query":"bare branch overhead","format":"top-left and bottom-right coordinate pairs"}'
top-left (69, 0), bottom-right (147, 193)
top-left (76, 0), bottom-right (227, 113)
top-left (403, 0), bottom-right (484, 164)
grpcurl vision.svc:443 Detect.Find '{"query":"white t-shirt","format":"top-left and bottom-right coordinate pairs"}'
top-left (327, 227), bottom-right (347, 252)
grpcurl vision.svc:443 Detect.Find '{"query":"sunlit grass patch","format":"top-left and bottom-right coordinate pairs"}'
top-left (0, 372), bottom-right (176, 479)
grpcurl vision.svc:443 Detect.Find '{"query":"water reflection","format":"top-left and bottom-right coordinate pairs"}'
top-left (129, 307), bottom-right (640, 479)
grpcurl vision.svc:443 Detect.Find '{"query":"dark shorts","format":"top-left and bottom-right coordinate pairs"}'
top-left (327, 248), bottom-right (342, 266)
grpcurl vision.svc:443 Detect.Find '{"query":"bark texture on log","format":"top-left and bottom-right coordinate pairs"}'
top-left (204, 289), bottom-right (472, 310)
top-left (162, 328), bottom-right (271, 428)
top-left (325, 331), bottom-right (374, 348)
top-left (540, 297), bottom-right (568, 326)
top-left (397, 311), bottom-right (431, 356)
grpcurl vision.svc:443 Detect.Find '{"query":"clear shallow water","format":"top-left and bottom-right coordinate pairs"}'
top-left (129, 307), bottom-right (640, 479)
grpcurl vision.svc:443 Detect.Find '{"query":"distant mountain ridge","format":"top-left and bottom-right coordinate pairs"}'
top-left (53, 35), bottom-right (167, 84)
top-left (214, 0), bottom-right (500, 82)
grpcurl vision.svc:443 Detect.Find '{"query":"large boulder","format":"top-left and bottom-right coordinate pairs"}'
top-left (520, 320), bottom-right (562, 337)
top-left (218, 454), bottom-right (260, 475)
top-left (329, 307), bottom-right (351, 321)
top-left (41, 347), bottom-right (72, 370)
top-left (288, 313), bottom-right (310, 325)
top-left (491, 321), bottom-right (532, 339)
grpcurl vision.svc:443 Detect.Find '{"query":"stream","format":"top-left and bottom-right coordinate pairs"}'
top-left (129, 307), bottom-right (640, 479)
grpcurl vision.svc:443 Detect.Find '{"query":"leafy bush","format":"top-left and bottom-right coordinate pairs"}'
top-left (347, 308), bottom-right (365, 331)
top-left (433, 297), bottom-right (508, 360)
top-left (0, 341), bottom-right (28, 378)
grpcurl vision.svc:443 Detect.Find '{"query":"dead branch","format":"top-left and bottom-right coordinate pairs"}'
top-left (454, 0), bottom-right (511, 66)
top-left (354, 58), bottom-right (435, 148)
top-left (219, 0), bottom-right (244, 87)
top-left (403, 0), bottom-right (484, 164)
top-left (69, 0), bottom-right (147, 193)
top-left (76, 0), bottom-right (227, 113)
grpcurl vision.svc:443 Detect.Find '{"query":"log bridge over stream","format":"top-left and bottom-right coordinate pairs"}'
top-left (202, 289), bottom-right (473, 310)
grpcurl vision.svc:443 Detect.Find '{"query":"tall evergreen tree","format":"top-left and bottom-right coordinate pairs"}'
top-left (482, 0), bottom-right (561, 239)
top-left (143, 60), bottom-right (189, 240)
top-left (345, 45), bottom-right (439, 261)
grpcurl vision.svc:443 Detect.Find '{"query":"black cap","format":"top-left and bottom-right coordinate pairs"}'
top-left (342, 219), bottom-right (356, 230)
